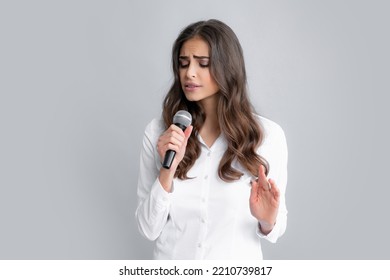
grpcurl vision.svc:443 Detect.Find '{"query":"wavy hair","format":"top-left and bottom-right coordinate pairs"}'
top-left (162, 19), bottom-right (269, 181)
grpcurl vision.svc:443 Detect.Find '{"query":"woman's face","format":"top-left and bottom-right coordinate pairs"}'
top-left (179, 37), bottom-right (219, 104)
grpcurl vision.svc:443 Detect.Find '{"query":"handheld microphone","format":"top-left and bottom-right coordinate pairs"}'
top-left (162, 110), bottom-right (192, 169)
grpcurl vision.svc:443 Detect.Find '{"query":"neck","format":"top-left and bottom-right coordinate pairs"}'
top-left (198, 94), bottom-right (221, 147)
top-left (200, 94), bottom-right (219, 129)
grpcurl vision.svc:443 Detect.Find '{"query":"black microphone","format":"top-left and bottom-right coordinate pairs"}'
top-left (162, 110), bottom-right (192, 169)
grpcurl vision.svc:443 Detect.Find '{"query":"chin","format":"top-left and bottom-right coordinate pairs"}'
top-left (183, 92), bottom-right (200, 102)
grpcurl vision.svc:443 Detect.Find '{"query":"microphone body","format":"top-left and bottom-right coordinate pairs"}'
top-left (162, 110), bottom-right (192, 169)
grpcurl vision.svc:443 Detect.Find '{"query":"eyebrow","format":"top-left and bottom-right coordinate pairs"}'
top-left (179, 55), bottom-right (210, 60)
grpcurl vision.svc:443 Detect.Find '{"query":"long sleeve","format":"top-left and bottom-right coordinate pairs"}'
top-left (256, 117), bottom-right (288, 243)
top-left (135, 119), bottom-right (171, 241)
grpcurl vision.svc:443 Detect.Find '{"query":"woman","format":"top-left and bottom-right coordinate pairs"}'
top-left (136, 19), bottom-right (288, 259)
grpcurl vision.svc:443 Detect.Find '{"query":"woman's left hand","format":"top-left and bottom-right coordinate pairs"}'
top-left (249, 165), bottom-right (280, 234)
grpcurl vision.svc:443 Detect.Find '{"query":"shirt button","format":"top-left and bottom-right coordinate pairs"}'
top-left (201, 218), bottom-right (206, 223)
top-left (202, 198), bottom-right (206, 203)
top-left (204, 175), bottom-right (208, 180)
top-left (207, 152), bottom-right (211, 157)
top-left (198, 243), bottom-right (202, 248)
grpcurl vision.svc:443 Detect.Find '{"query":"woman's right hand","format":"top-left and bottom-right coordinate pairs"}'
top-left (157, 124), bottom-right (193, 171)
top-left (157, 124), bottom-right (193, 192)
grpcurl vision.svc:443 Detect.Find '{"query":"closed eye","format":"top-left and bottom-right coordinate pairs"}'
top-left (179, 56), bottom-right (210, 68)
top-left (179, 58), bottom-right (189, 68)
top-left (179, 62), bottom-right (189, 68)
top-left (199, 62), bottom-right (209, 68)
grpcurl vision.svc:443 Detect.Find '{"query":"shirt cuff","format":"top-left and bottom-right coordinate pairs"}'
top-left (150, 178), bottom-right (173, 211)
top-left (256, 220), bottom-right (281, 243)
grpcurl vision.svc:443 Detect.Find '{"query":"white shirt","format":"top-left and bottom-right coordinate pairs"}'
top-left (135, 115), bottom-right (288, 259)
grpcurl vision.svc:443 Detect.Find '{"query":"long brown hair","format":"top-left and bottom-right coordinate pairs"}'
top-left (163, 19), bottom-right (269, 181)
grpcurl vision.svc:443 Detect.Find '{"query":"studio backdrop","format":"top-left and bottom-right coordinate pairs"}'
top-left (0, 0), bottom-right (389, 259)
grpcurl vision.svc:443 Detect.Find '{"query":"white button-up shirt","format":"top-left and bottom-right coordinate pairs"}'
top-left (135, 115), bottom-right (288, 259)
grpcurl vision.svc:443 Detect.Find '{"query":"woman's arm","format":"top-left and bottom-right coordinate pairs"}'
top-left (135, 121), bottom-right (193, 240)
top-left (251, 119), bottom-right (288, 242)
top-left (135, 122), bottom-right (170, 241)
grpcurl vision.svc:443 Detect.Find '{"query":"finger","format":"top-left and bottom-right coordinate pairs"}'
top-left (249, 179), bottom-right (260, 203)
top-left (169, 124), bottom-right (186, 136)
top-left (166, 129), bottom-right (185, 143)
top-left (258, 164), bottom-right (267, 182)
top-left (168, 133), bottom-right (185, 147)
top-left (184, 125), bottom-right (193, 140)
top-left (269, 178), bottom-right (280, 200)
top-left (157, 133), bottom-right (182, 153)
top-left (169, 126), bottom-right (192, 149)
top-left (258, 165), bottom-right (269, 191)
top-left (160, 129), bottom-right (185, 148)
top-left (166, 143), bottom-right (180, 154)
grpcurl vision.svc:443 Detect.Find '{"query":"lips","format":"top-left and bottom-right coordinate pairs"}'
top-left (185, 82), bottom-right (201, 89)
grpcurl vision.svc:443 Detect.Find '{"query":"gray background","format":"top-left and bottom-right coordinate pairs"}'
top-left (1, 0), bottom-right (389, 259)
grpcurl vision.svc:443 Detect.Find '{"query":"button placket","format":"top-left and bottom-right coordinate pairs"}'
top-left (197, 148), bottom-right (211, 258)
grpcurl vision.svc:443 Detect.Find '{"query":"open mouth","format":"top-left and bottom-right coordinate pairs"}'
top-left (185, 83), bottom-right (201, 89)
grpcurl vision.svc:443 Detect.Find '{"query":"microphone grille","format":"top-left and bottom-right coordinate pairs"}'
top-left (173, 110), bottom-right (192, 127)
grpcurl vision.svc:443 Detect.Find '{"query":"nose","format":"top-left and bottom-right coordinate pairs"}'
top-left (185, 63), bottom-right (196, 78)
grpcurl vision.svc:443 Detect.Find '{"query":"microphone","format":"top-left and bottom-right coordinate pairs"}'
top-left (162, 110), bottom-right (192, 169)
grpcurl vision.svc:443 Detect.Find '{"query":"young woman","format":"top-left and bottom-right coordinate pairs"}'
top-left (136, 19), bottom-right (288, 259)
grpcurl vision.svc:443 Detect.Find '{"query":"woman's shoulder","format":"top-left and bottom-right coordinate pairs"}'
top-left (255, 115), bottom-right (284, 133)
top-left (144, 117), bottom-right (165, 139)
top-left (255, 115), bottom-right (286, 143)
